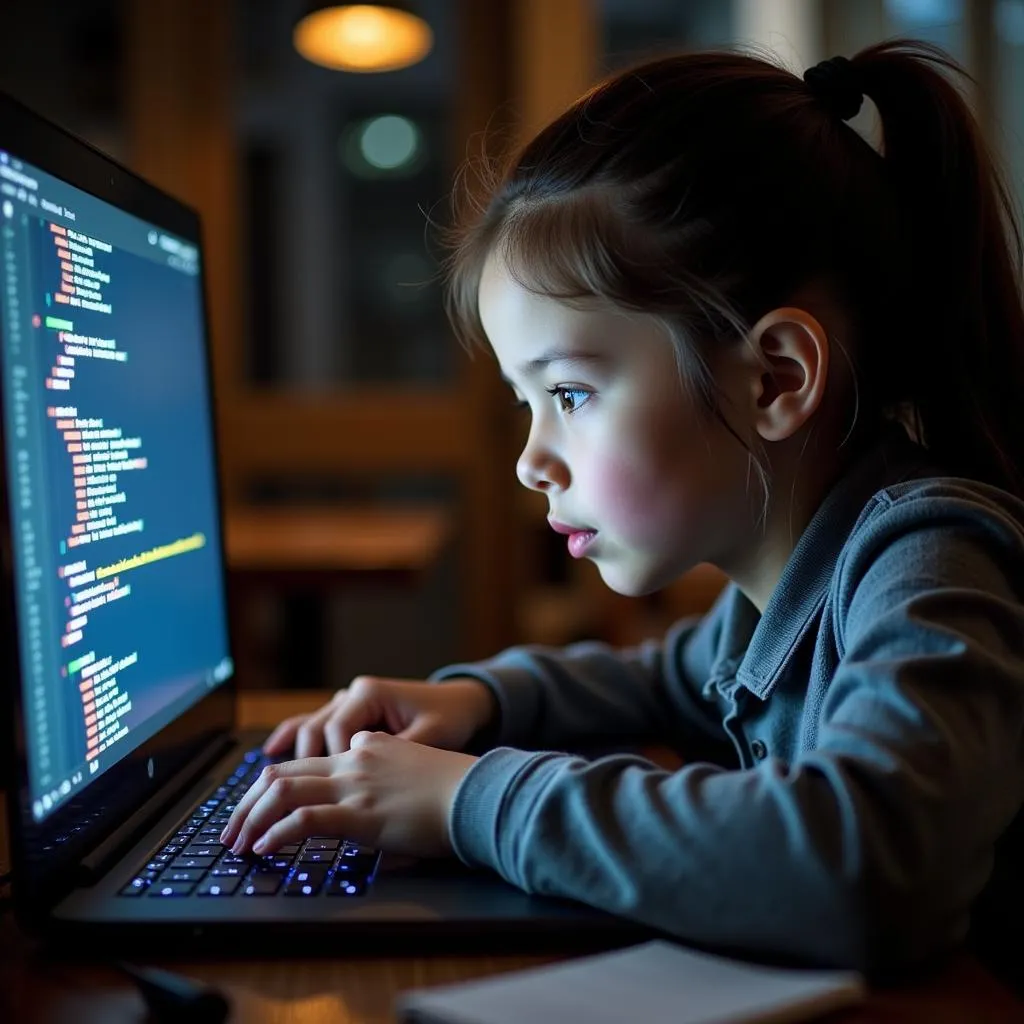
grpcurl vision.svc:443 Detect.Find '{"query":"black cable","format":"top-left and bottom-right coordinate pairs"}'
top-left (117, 963), bottom-right (230, 1024)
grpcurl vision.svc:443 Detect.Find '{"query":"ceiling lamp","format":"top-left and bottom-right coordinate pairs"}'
top-left (294, 3), bottom-right (433, 73)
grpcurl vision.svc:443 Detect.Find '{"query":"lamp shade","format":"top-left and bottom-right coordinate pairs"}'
top-left (294, 2), bottom-right (433, 73)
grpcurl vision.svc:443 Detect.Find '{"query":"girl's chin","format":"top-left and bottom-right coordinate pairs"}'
top-left (596, 551), bottom-right (696, 597)
top-left (595, 562), bottom-right (669, 598)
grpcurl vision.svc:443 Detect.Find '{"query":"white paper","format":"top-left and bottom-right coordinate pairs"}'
top-left (397, 940), bottom-right (867, 1024)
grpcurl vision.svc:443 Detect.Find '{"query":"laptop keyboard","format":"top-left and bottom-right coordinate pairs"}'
top-left (118, 749), bottom-right (380, 899)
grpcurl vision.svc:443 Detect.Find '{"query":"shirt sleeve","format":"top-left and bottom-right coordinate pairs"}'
top-left (447, 500), bottom-right (1024, 975)
top-left (429, 600), bottom-right (733, 759)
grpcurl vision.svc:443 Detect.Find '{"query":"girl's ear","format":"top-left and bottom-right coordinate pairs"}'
top-left (742, 306), bottom-right (830, 443)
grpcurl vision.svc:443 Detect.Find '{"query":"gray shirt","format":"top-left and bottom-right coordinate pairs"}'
top-left (431, 428), bottom-right (1024, 978)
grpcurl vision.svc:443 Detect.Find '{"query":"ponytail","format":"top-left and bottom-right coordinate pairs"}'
top-left (850, 41), bottom-right (1024, 496)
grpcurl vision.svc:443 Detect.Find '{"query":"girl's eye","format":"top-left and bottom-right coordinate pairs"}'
top-left (546, 386), bottom-right (591, 413)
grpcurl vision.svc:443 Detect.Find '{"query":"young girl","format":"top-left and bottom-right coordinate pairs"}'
top-left (221, 40), bottom-right (1024, 981)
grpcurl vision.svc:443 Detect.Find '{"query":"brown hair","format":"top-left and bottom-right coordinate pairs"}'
top-left (444, 40), bottom-right (1024, 497)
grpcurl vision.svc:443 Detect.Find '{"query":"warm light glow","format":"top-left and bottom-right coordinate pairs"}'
top-left (294, 5), bottom-right (433, 73)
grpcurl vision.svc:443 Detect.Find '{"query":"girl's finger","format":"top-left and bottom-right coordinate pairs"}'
top-left (230, 774), bottom-right (341, 855)
top-left (220, 757), bottom-right (334, 847)
top-left (251, 804), bottom-right (366, 855)
top-left (262, 714), bottom-right (308, 755)
top-left (395, 712), bottom-right (442, 746)
top-left (323, 696), bottom-right (382, 755)
top-left (323, 713), bottom-right (349, 756)
top-left (294, 700), bottom-right (346, 759)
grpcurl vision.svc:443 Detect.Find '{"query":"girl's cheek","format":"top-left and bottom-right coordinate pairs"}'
top-left (589, 455), bottom-right (677, 543)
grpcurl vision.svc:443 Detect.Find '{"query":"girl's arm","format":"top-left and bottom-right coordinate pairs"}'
top-left (430, 597), bottom-right (737, 763)
top-left (445, 509), bottom-right (1024, 975)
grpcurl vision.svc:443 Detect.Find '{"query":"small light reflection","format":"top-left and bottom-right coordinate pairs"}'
top-left (360, 115), bottom-right (420, 170)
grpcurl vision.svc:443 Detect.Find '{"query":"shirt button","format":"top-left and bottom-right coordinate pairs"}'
top-left (751, 739), bottom-right (768, 761)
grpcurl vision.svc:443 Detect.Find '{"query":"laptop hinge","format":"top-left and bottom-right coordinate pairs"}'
top-left (76, 734), bottom-right (235, 885)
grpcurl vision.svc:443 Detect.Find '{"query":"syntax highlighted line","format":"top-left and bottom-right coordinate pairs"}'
top-left (94, 532), bottom-right (206, 580)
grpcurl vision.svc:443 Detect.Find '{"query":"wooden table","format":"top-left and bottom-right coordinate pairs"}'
top-left (223, 506), bottom-right (451, 688)
top-left (2, 691), bottom-right (1023, 1023)
top-left (224, 507), bottom-right (451, 581)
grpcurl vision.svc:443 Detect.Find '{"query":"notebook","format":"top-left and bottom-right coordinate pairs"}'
top-left (0, 90), bottom-right (642, 955)
top-left (398, 940), bottom-right (868, 1024)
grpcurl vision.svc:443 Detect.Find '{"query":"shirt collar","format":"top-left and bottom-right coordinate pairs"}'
top-left (720, 426), bottom-right (932, 699)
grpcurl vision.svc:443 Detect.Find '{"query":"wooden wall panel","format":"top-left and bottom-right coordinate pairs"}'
top-left (124, 0), bottom-right (241, 414)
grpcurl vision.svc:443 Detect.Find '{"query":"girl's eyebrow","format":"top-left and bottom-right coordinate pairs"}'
top-left (511, 349), bottom-right (607, 379)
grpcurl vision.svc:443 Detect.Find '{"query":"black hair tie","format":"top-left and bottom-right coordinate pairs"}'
top-left (803, 55), bottom-right (863, 121)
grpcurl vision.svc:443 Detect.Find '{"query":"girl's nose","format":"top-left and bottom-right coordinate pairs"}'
top-left (516, 435), bottom-right (569, 493)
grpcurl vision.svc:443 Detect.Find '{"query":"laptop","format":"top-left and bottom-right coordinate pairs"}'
top-left (0, 91), bottom-right (645, 956)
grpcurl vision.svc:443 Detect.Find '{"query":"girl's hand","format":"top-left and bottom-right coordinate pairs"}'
top-left (219, 731), bottom-right (479, 859)
top-left (263, 676), bottom-right (498, 758)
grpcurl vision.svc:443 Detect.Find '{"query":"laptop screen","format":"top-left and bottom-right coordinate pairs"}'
top-left (0, 146), bottom-right (233, 826)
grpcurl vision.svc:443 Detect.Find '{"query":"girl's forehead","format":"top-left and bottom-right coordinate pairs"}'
top-left (480, 269), bottom-right (676, 386)
top-left (479, 255), bottom-right (643, 356)
top-left (479, 254), bottom-right (563, 323)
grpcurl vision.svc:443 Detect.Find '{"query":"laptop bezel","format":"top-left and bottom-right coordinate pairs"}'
top-left (0, 90), bottom-right (237, 923)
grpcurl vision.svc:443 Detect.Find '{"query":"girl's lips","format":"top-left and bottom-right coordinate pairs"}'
top-left (548, 518), bottom-right (589, 535)
top-left (548, 519), bottom-right (598, 558)
top-left (566, 529), bottom-right (597, 559)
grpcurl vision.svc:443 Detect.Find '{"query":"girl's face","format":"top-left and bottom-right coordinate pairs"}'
top-left (479, 256), bottom-right (756, 596)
